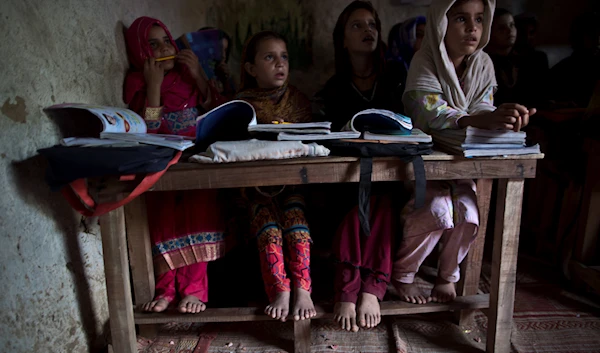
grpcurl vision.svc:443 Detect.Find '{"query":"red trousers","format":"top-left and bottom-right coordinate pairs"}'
top-left (154, 262), bottom-right (208, 303)
top-left (251, 193), bottom-right (312, 302)
top-left (334, 196), bottom-right (397, 303)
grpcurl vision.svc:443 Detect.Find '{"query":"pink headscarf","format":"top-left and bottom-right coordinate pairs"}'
top-left (123, 16), bottom-right (199, 115)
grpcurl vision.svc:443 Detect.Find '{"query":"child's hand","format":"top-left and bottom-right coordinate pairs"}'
top-left (461, 104), bottom-right (536, 131)
top-left (143, 58), bottom-right (165, 88)
top-left (177, 49), bottom-right (205, 82)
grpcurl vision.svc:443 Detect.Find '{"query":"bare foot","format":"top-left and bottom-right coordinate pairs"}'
top-left (429, 278), bottom-right (456, 303)
top-left (178, 295), bottom-right (206, 313)
top-left (265, 291), bottom-right (290, 322)
top-left (394, 282), bottom-right (428, 304)
top-left (293, 288), bottom-right (316, 321)
top-left (357, 292), bottom-right (381, 329)
top-left (333, 302), bottom-right (359, 332)
top-left (141, 298), bottom-right (170, 313)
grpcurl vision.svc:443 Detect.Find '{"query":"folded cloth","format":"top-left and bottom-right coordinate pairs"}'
top-left (189, 139), bottom-right (330, 163)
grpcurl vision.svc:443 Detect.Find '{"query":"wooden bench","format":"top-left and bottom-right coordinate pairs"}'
top-left (98, 151), bottom-right (543, 353)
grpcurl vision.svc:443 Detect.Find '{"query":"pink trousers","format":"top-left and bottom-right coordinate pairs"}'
top-left (392, 180), bottom-right (479, 284)
top-left (155, 262), bottom-right (208, 303)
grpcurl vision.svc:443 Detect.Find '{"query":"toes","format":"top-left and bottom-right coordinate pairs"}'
top-left (359, 312), bottom-right (366, 328)
top-left (350, 317), bottom-right (359, 332)
top-left (281, 309), bottom-right (289, 322)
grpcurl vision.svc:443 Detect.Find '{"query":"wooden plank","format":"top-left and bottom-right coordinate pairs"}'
top-left (124, 195), bottom-right (155, 304)
top-left (100, 206), bottom-right (137, 353)
top-left (149, 159), bottom-right (538, 192)
top-left (294, 319), bottom-right (311, 353)
top-left (123, 195), bottom-right (157, 339)
top-left (133, 294), bottom-right (489, 324)
top-left (455, 178), bottom-right (492, 326)
top-left (167, 153), bottom-right (544, 169)
top-left (487, 179), bottom-right (524, 353)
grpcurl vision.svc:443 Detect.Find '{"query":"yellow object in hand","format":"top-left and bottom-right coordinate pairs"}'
top-left (155, 55), bottom-right (176, 62)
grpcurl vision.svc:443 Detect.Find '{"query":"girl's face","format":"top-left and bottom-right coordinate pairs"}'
top-left (414, 23), bottom-right (426, 52)
top-left (490, 14), bottom-right (516, 49)
top-left (148, 25), bottom-right (176, 70)
top-left (444, 0), bottom-right (484, 60)
top-left (245, 38), bottom-right (289, 89)
top-left (344, 8), bottom-right (378, 55)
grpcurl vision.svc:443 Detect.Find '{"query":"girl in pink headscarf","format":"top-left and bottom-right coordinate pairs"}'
top-left (123, 17), bottom-right (231, 314)
top-left (124, 16), bottom-right (225, 136)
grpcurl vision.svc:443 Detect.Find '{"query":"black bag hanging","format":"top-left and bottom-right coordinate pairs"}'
top-left (328, 141), bottom-right (433, 236)
top-left (38, 145), bottom-right (177, 190)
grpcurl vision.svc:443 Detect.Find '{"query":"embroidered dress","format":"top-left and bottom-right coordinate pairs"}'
top-left (123, 16), bottom-right (231, 304)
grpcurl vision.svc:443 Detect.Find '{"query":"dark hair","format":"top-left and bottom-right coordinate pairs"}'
top-left (387, 22), bottom-right (404, 50)
top-left (199, 26), bottom-right (232, 63)
top-left (493, 8), bottom-right (512, 20)
top-left (239, 31), bottom-right (288, 90)
top-left (333, 0), bottom-right (385, 76)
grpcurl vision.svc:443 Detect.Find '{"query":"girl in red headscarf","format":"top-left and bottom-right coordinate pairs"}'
top-left (123, 17), bottom-right (231, 314)
top-left (124, 16), bottom-right (226, 135)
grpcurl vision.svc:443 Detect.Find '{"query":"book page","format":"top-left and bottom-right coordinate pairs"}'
top-left (45, 103), bottom-right (147, 134)
top-left (86, 106), bottom-right (146, 133)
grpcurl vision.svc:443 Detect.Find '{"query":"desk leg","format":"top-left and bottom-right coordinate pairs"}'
top-left (294, 319), bottom-right (311, 353)
top-left (455, 178), bottom-right (492, 327)
top-left (100, 206), bottom-right (137, 353)
top-left (124, 195), bottom-right (157, 339)
top-left (487, 179), bottom-right (524, 353)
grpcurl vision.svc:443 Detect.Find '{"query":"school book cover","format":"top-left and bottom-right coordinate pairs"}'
top-left (176, 29), bottom-right (222, 81)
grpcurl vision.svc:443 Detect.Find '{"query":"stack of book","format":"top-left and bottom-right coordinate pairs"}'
top-left (249, 121), bottom-right (361, 141)
top-left (431, 127), bottom-right (541, 157)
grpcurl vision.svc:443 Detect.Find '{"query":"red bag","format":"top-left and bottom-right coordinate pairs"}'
top-left (60, 151), bottom-right (181, 217)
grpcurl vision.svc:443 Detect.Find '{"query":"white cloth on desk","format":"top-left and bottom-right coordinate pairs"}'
top-left (189, 139), bottom-right (330, 164)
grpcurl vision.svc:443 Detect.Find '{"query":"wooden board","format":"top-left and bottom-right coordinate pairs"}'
top-left (294, 319), bottom-right (311, 353)
top-left (487, 179), bottom-right (524, 353)
top-left (133, 294), bottom-right (489, 324)
top-left (123, 195), bottom-right (157, 339)
top-left (99, 205), bottom-right (137, 353)
top-left (455, 178), bottom-right (493, 326)
top-left (148, 159), bottom-right (539, 192)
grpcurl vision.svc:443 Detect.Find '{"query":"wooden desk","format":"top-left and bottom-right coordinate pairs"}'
top-left (98, 151), bottom-right (543, 353)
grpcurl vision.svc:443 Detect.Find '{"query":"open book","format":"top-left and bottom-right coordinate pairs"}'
top-left (44, 104), bottom-right (194, 150)
top-left (342, 109), bottom-right (432, 143)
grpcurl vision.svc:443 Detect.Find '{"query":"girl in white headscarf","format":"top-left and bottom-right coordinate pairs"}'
top-left (392, 0), bottom-right (536, 304)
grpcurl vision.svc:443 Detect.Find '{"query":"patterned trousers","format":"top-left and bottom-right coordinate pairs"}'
top-left (250, 193), bottom-right (312, 302)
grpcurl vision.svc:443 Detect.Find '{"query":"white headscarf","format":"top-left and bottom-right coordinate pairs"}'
top-left (404, 0), bottom-right (497, 113)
